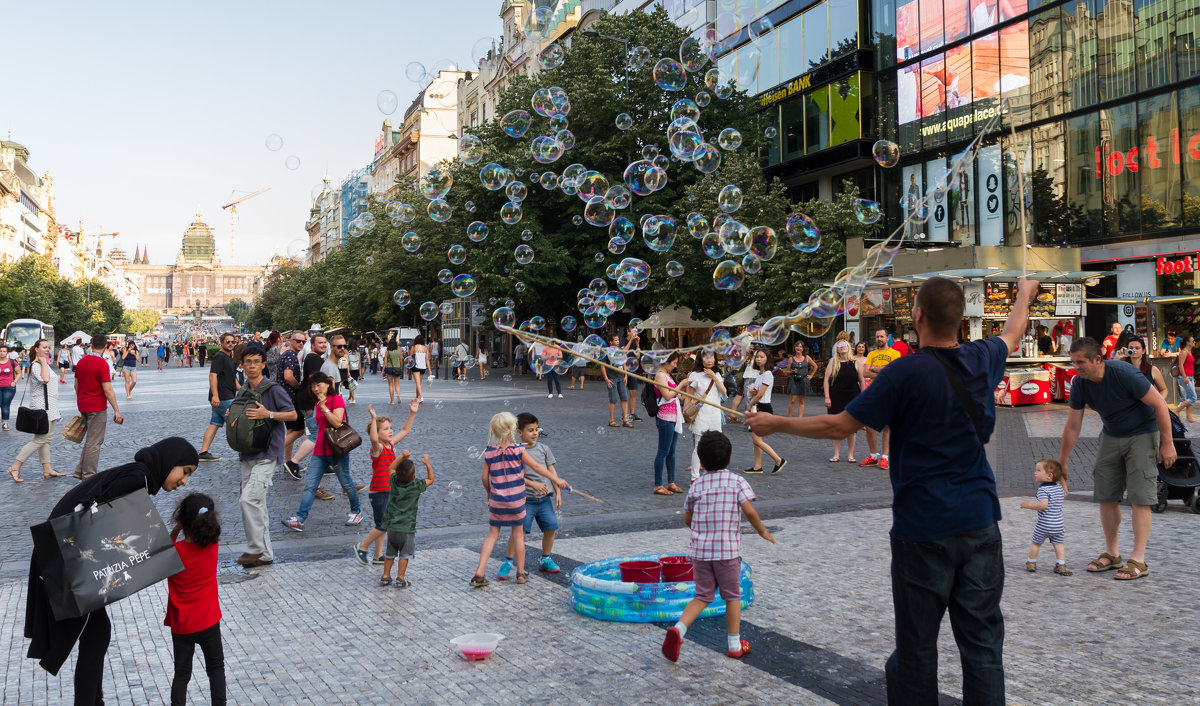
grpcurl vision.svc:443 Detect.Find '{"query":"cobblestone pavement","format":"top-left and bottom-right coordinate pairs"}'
top-left (5, 366), bottom-right (1200, 703)
top-left (4, 496), bottom-right (1198, 704)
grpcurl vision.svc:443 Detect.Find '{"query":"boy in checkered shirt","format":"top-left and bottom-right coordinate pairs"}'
top-left (662, 431), bottom-right (775, 662)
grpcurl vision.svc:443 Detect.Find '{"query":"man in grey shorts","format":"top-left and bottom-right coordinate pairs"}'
top-left (1058, 337), bottom-right (1175, 580)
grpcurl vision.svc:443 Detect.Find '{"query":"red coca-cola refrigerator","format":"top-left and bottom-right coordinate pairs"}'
top-left (1044, 364), bottom-right (1076, 402)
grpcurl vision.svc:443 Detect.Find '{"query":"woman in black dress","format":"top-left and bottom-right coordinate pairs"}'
top-left (25, 437), bottom-right (199, 705)
top-left (778, 341), bottom-right (818, 418)
top-left (823, 340), bottom-right (863, 463)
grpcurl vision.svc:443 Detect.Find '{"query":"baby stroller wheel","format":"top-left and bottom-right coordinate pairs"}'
top-left (1191, 492), bottom-right (1200, 515)
top-left (1152, 480), bottom-right (1169, 514)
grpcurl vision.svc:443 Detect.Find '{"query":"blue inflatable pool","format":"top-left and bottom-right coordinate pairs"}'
top-left (569, 553), bottom-right (754, 623)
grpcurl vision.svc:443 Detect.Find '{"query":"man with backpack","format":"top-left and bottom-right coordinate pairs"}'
top-left (228, 347), bottom-right (296, 568)
top-left (197, 333), bottom-right (239, 462)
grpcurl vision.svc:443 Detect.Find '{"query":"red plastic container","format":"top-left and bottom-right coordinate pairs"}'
top-left (660, 555), bottom-right (694, 582)
top-left (619, 560), bottom-right (662, 583)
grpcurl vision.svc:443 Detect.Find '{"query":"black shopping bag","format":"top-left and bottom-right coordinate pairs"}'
top-left (31, 488), bottom-right (183, 621)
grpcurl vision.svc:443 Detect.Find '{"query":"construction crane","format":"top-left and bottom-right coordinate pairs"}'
top-left (221, 187), bottom-right (271, 265)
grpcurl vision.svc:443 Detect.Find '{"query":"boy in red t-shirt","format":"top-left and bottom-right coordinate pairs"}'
top-left (73, 335), bottom-right (123, 480)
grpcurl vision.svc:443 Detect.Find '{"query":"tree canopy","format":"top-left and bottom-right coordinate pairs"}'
top-left (0, 256), bottom-right (125, 337)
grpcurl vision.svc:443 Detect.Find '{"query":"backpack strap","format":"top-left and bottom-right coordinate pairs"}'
top-left (922, 347), bottom-right (986, 446)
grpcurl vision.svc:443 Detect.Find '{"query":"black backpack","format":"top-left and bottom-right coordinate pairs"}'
top-left (225, 380), bottom-right (278, 453)
top-left (641, 378), bottom-right (660, 418)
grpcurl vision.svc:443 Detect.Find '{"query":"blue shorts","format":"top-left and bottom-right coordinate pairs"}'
top-left (607, 378), bottom-right (628, 403)
top-left (369, 492), bottom-right (389, 531)
top-left (209, 398), bottom-right (233, 426)
top-left (522, 493), bottom-right (559, 534)
top-left (123, 365), bottom-right (137, 373)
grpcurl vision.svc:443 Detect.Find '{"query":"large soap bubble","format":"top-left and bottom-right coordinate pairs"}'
top-left (501, 110), bottom-right (532, 138)
top-left (539, 43), bottom-right (565, 70)
top-left (419, 301), bottom-right (439, 321)
top-left (393, 289), bottom-right (411, 307)
top-left (653, 58), bottom-right (687, 91)
top-left (718, 184), bottom-right (744, 213)
top-left (514, 244), bottom-right (534, 264)
top-left (500, 201), bottom-right (523, 225)
top-left (479, 163), bottom-right (512, 191)
top-left (693, 143), bottom-right (721, 174)
top-left (448, 244), bottom-right (467, 264)
top-left (377, 90), bottom-right (399, 115)
top-left (679, 37), bottom-right (709, 72)
top-left (419, 166), bottom-right (453, 200)
top-left (717, 127), bottom-right (743, 150)
top-left (427, 198), bottom-right (452, 222)
top-left (467, 221), bottom-right (489, 242)
top-left (459, 134), bottom-right (484, 164)
top-left (786, 213), bottom-right (821, 252)
top-left (615, 113), bottom-right (633, 130)
top-left (451, 274), bottom-right (477, 297)
top-left (854, 198), bottom-right (882, 225)
top-left (872, 139), bottom-right (900, 167)
top-left (492, 306), bottom-right (515, 328)
top-left (713, 259), bottom-right (745, 291)
top-left (401, 232), bottom-right (421, 252)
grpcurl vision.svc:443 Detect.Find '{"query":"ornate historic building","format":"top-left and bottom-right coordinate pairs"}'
top-left (125, 212), bottom-right (268, 314)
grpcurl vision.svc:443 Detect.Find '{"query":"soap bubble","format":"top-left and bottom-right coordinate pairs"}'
top-left (492, 306), bottom-right (515, 328)
top-left (719, 220), bottom-right (751, 256)
top-left (405, 61), bottom-right (426, 82)
top-left (713, 260), bottom-right (745, 291)
top-left (539, 43), bottom-right (565, 70)
top-left (765, 125), bottom-right (778, 138)
top-left (653, 58), bottom-right (687, 91)
top-left (466, 221), bottom-right (489, 242)
top-left (419, 301), bottom-right (439, 320)
top-left (555, 129), bottom-right (576, 151)
top-left (741, 252), bottom-right (762, 274)
top-left (679, 37), bottom-right (709, 72)
top-left (401, 232), bottom-right (421, 252)
top-left (701, 232), bottom-right (723, 258)
top-left (615, 113), bottom-right (633, 130)
top-left (393, 289), bottom-right (411, 307)
top-left (420, 166), bottom-right (453, 200)
top-left (440, 302), bottom-right (454, 317)
top-left (641, 144), bottom-right (660, 160)
top-left (670, 98), bottom-right (701, 122)
top-left (561, 316), bottom-right (577, 332)
top-left (748, 16), bottom-right (774, 40)
top-left (285, 156), bottom-right (301, 170)
top-left (515, 281), bottom-right (526, 292)
top-left (265, 134), bottom-right (283, 151)
top-left (623, 160), bottom-right (667, 196)
top-left (695, 90), bottom-right (712, 107)
top-left (749, 226), bottom-right (778, 261)
top-left (668, 123), bottom-right (705, 162)
top-left (514, 244), bottom-right (534, 264)
top-left (448, 244), bottom-right (467, 264)
top-left (451, 274), bottom-right (478, 297)
top-left (717, 127), bottom-right (743, 150)
top-left (609, 217), bottom-right (635, 244)
top-left (447, 480), bottom-right (463, 498)
top-left (427, 198), bottom-right (452, 222)
top-left (786, 213), bottom-right (821, 252)
top-left (872, 139), bottom-right (900, 167)
top-left (577, 171), bottom-right (609, 201)
top-left (530, 135), bottom-right (565, 164)
top-left (718, 184), bottom-right (744, 213)
top-left (854, 198), bottom-right (882, 225)
top-left (643, 218), bottom-right (676, 253)
top-left (500, 202), bottom-right (523, 225)
top-left (501, 110), bottom-right (531, 138)
top-left (458, 134), bottom-right (484, 165)
top-left (438, 268), bottom-right (454, 284)
top-left (572, 214), bottom-right (583, 226)
top-left (549, 116), bottom-right (568, 132)
top-left (377, 90), bottom-right (399, 114)
top-left (693, 143), bottom-right (721, 173)
top-left (394, 203), bottom-right (416, 223)
top-left (467, 445), bottom-right (480, 458)
top-left (734, 46), bottom-right (760, 88)
top-left (506, 181), bottom-right (528, 203)
top-left (366, 256), bottom-right (375, 266)
top-left (666, 260), bottom-right (685, 277)
top-left (479, 163), bottom-right (511, 191)
top-left (604, 184), bottom-right (632, 210)
top-left (584, 196), bottom-right (615, 227)
top-left (627, 45), bottom-right (652, 70)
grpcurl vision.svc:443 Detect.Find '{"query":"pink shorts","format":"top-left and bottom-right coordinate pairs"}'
top-left (691, 557), bottom-right (742, 603)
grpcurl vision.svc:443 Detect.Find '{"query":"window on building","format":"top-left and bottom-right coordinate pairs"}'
top-left (779, 15), bottom-right (806, 79)
top-left (805, 85), bottom-right (831, 152)
top-left (1138, 91), bottom-right (1181, 232)
top-left (782, 96), bottom-right (805, 161)
top-left (804, 4), bottom-right (830, 70)
top-left (1029, 6), bottom-right (1062, 120)
top-left (829, 0), bottom-right (860, 59)
top-left (1137, 0), bottom-right (1176, 91)
top-left (829, 73), bottom-right (861, 146)
top-left (757, 25), bottom-right (781, 92)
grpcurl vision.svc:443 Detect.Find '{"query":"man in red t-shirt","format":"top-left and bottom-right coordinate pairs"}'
top-left (1101, 322), bottom-right (1122, 359)
top-left (73, 333), bottom-right (124, 479)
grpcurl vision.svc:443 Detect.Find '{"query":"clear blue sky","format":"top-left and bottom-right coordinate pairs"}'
top-left (4, 0), bottom-right (499, 267)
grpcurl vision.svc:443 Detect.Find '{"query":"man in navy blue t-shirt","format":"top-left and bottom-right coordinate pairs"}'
top-left (749, 276), bottom-right (1037, 705)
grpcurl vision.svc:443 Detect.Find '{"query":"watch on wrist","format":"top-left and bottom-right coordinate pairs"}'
top-left (269, 411), bottom-right (275, 420)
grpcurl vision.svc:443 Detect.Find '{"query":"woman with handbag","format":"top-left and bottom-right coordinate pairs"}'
top-left (281, 372), bottom-right (364, 531)
top-left (685, 351), bottom-right (726, 483)
top-left (24, 436), bottom-right (199, 705)
top-left (0, 342), bottom-right (21, 431)
top-left (653, 352), bottom-right (692, 496)
top-left (8, 339), bottom-right (66, 482)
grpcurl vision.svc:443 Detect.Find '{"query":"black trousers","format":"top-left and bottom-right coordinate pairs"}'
top-left (171, 622), bottom-right (226, 706)
top-left (74, 609), bottom-right (111, 705)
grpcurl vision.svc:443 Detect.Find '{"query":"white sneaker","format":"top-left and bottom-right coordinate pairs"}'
top-left (345, 512), bottom-right (364, 526)
top-left (558, 394), bottom-right (564, 398)
top-left (548, 394), bottom-right (553, 398)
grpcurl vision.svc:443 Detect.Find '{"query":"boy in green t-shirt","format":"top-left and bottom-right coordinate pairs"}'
top-left (380, 451), bottom-right (434, 588)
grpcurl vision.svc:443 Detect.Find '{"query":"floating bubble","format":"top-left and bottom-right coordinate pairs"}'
top-left (653, 58), bottom-right (687, 91)
top-left (451, 274), bottom-right (477, 297)
top-left (530, 135), bottom-right (565, 164)
top-left (520, 228), bottom-right (534, 242)
top-left (749, 226), bottom-right (778, 261)
top-left (402, 232), bottom-right (421, 253)
top-left (627, 45), bottom-right (652, 70)
top-left (358, 212), bottom-right (376, 230)
top-left (853, 198), bottom-right (882, 225)
top-left (539, 172), bottom-right (559, 190)
top-left (623, 160), bottom-right (667, 196)
top-left (786, 213), bottom-right (821, 252)
top-left (872, 139), bottom-right (900, 168)
top-left (501, 110), bottom-right (532, 138)
top-left (448, 244), bottom-right (467, 264)
top-left (695, 90), bottom-right (712, 107)
top-left (419, 301), bottom-right (439, 320)
top-left (643, 218), bottom-right (676, 253)
top-left (713, 259), bottom-right (745, 291)
top-left (701, 232), bottom-right (723, 258)
top-left (609, 217), bottom-right (634, 244)
top-left (549, 116), bottom-right (568, 132)
top-left (438, 268), bottom-right (454, 284)
top-left (464, 200), bottom-right (476, 213)
top-left (440, 302), bottom-right (454, 316)
top-left (572, 214), bottom-right (583, 226)
top-left (668, 122), bottom-right (705, 162)
top-left (642, 144), bottom-right (660, 160)
top-left (515, 281), bottom-right (526, 293)
top-left (514, 244), bottom-right (534, 264)
top-left (584, 196), bottom-right (615, 227)
top-left (555, 129), bottom-right (576, 151)
top-left (427, 198), bottom-right (452, 222)
top-left (394, 203), bottom-right (416, 223)
top-left (492, 306), bottom-right (516, 328)
top-left (679, 36), bottom-right (709, 72)
top-left (285, 156), bottom-right (301, 170)
top-left (539, 43), bottom-right (565, 70)
top-left (377, 90), bottom-right (399, 114)
top-left (666, 260), bottom-right (685, 277)
top-left (615, 113), bottom-right (633, 130)
top-left (741, 252), bottom-right (762, 274)
top-left (604, 184), bottom-right (632, 210)
top-left (748, 16), bottom-right (774, 40)
top-left (420, 166), bottom-right (453, 200)
top-left (500, 202), bottom-right (523, 225)
top-left (561, 316), bottom-right (577, 332)
top-left (718, 184), bottom-right (744, 213)
top-left (670, 98), bottom-right (701, 122)
top-left (717, 127), bottom-right (743, 150)
top-left (405, 61), bottom-right (427, 82)
top-left (719, 220), bottom-right (751, 256)
top-left (265, 134), bottom-right (283, 151)
top-left (506, 182), bottom-right (528, 202)
top-left (366, 256), bottom-right (375, 266)
top-left (462, 221), bottom-right (486, 243)
top-left (446, 481), bottom-right (463, 499)
top-left (765, 125), bottom-right (778, 138)
top-left (479, 163), bottom-right (511, 191)
top-left (693, 143), bottom-right (721, 174)
top-left (583, 309), bottom-right (607, 329)
top-left (393, 289), bottom-right (411, 307)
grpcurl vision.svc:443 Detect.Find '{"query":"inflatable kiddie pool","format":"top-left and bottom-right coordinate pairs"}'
top-left (569, 553), bottom-right (754, 623)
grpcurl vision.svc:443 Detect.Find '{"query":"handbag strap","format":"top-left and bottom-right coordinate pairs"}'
top-left (922, 347), bottom-right (986, 446)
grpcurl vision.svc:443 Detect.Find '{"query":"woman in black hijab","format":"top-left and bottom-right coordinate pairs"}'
top-left (25, 436), bottom-right (199, 706)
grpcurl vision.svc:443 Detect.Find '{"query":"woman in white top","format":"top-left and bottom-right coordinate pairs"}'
top-left (744, 348), bottom-right (786, 475)
top-left (477, 346), bottom-right (488, 381)
top-left (409, 334), bottom-right (429, 403)
top-left (7, 339), bottom-right (66, 481)
top-left (686, 351), bottom-right (726, 482)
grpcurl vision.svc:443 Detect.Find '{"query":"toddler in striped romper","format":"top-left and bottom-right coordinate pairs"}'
top-left (1021, 458), bottom-right (1071, 576)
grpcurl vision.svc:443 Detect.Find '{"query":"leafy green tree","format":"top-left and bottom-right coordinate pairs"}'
top-left (121, 308), bottom-right (161, 335)
top-left (224, 298), bottom-right (250, 324)
top-left (0, 256), bottom-right (125, 336)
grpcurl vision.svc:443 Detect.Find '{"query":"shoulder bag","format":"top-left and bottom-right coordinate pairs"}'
top-left (682, 376), bottom-right (716, 424)
top-left (322, 405), bottom-right (363, 456)
top-left (16, 368), bottom-right (50, 435)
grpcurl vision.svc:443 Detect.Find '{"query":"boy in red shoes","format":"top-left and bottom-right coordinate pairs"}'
top-left (662, 430), bottom-right (775, 662)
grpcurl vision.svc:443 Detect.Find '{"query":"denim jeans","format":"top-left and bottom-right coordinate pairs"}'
top-left (886, 523), bottom-right (1005, 706)
top-left (0, 385), bottom-right (14, 421)
top-left (546, 370), bottom-right (561, 394)
top-left (296, 453), bottom-right (360, 521)
top-left (654, 417), bottom-right (678, 486)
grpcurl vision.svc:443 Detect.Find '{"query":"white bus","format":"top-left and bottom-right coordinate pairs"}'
top-left (2, 318), bottom-right (56, 353)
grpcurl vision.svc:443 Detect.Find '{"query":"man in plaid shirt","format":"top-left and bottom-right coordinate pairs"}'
top-left (662, 431), bottom-right (775, 663)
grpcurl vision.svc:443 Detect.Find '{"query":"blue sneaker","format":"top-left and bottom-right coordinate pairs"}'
top-left (497, 558), bottom-right (514, 581)
top-left (538, 555), bottom-right (560, 573)
top-left (353, 545), bottom-right (369, 566)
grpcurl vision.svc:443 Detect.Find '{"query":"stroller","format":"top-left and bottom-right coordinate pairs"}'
top-left (1153, 411), bottom-right (1200, 514)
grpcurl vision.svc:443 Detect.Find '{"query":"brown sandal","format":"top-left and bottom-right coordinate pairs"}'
top-left (653, 486), bottom-right (672, 495)
top-left (1114, 559), bottom-right (1148, 580)
top-left (666, 483), bottom-right (684, 493)
top-left (43, 470), bottom-right (66, 478)
top-left (1086, 552), bottom-right (1123, 572)
top-left (8, 466), bottom-right (23, 483)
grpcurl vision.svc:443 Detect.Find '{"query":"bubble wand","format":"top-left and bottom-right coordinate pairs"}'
top-left (498, 324), bottom-right (747, 419)
top-left (565, 484), bottom-right (603, 504)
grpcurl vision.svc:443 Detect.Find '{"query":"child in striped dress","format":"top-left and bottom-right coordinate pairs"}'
top-left (470, 412), bottom-right (552, 587)
top-left (1021, 458), bottom-right (1071, 576)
